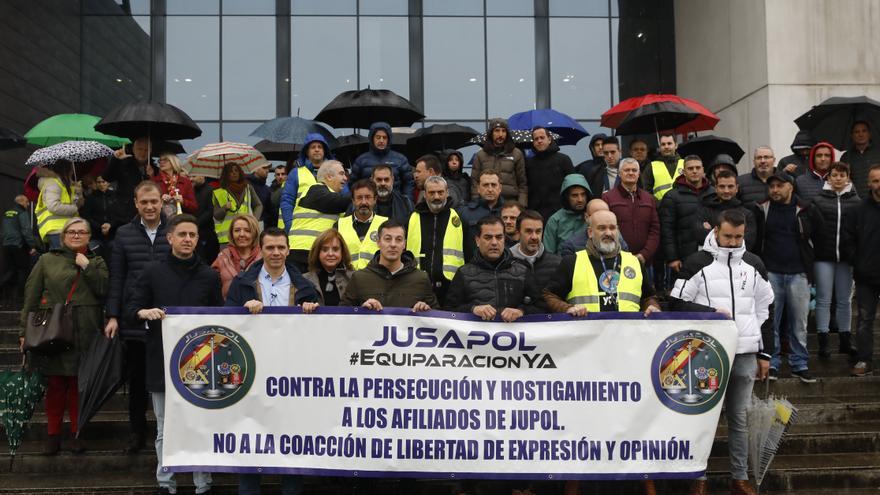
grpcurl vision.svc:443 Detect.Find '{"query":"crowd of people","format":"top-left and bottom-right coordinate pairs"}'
top-left (3, 116), bottom-right (880, 495)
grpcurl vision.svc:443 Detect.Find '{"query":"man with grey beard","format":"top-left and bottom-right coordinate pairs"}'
top-left (371, 164), bottom-right (414, 224)
top-left (543, 209), bottom-right (661, 315)
top-left (406, 176), bottom-right (469, 305)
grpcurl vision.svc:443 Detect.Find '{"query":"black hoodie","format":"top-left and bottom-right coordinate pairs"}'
top-left (575, 133), bottom-right (607, 178)
top-left (526, 141), bottom-right (575, 221)
top-left (777, 130), bottom-right (815, 178)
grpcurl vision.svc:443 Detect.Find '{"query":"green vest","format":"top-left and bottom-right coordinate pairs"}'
top-left (338, 214), bottom-right (388, 269)
top-left (650, 158), bottom-right (684, 201)
top-left (566, 250), bottom-right (642, 312)
top-left (212, 187), bottom-right (251, 244)
top-left (36, 177), bottom-right (73, 240)
top-left (288, 183), bottom-right (342, 251)
top-left (406, 209), bottom-right (465, 281)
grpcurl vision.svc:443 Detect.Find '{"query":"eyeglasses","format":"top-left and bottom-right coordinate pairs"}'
top-left (64, 230), bottom-right (89, 237)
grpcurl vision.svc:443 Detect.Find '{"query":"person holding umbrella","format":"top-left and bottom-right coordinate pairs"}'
top-left (151, 153), bottom-right (197, 217)
top-left (841, 121), bottom-right (880, 198)
top-left (349, 122), bottom-right (414, 198)
top-left (645, 133), bottom-right (684, 201)
top-left (103, 137), bottom-right (156, 224)
top-left (35, 159), bottom-right (83, 250)
top-left (212, 162), bottom-right (263, 248)
top-left (20, 217), bottom-right (109, 454)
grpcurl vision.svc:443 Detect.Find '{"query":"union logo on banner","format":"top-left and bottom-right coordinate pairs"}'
top-left (169, 325), bottom-right (256, 409)
top-left (650, 330), bottom-right (730, 415)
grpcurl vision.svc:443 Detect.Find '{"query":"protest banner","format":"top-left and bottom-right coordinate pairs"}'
top-left (161, 308), bottom-right (735, 480)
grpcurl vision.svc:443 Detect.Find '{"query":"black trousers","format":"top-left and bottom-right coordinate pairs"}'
top-left (855, 282), bottom-right (880, 364)
top-left (124, 339), bottom-right (148, 436)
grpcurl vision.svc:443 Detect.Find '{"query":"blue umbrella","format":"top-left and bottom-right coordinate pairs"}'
top-left (507, 108), bottom-right (589, 146)
top-left (250, 117), bottom-right (339, 148)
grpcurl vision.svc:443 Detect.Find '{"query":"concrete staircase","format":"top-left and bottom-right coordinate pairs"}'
top-left (0, 310), bottom-right (877, 494)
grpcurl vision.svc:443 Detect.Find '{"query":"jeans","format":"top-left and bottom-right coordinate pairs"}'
top-left (769, 272), bottom-right (810, 372)
top-left (152, 393), bottom-right (212, 494)
top-left (855, 282), bottom-right (880, 364)
top-left (814, 261), bottom-right (853, 333)
top-left (239, 474), bottom-right (303, 495)
top-left (726, 354), bottom-right (758, 480)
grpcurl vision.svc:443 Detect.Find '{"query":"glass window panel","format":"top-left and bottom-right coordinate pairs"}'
top-left (84, 0), bottom-right (151, 15)
top-left (359, 17), bottom-right (409, 97)
top-left (223, 0), bottom-right (275, 15)
top-left (291, 0), bottom-right (356, 15)
top-left (612, 17), bottom-right (619, 103)
top-left (359, 0), bottom-right (407, 15)
top-left (183, 123), bottom-right (220, 161)
top-left (423, 0), bottom-right (482, 16)
top-left (548, 0), bottom-right (609, 17)
top-left (166, 17), bottom-right (220, 120)
top-left (550, 18), bottom-right (611, 120)
top-left (486, 18), bottom-right (535, 117)
top-left (222, 17), bottom-right (276, 119)
top-left (423, 18), bottom-right (485, 120)
top-left (81, 16), bottom-right (152, 115)
top-left (166, 0), bottom-right (219, 15)
top-left (221, 122), bottom-right (262, 145)
top-left (612, 0), bottom-right (619, 17)
top-left (291, 17), bottom-right (357, 119)
top-left (487, 0), bottom-right (533, 16)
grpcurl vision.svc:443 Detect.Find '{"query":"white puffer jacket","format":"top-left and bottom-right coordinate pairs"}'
top-left (671, 232), bottom-right (774, 356)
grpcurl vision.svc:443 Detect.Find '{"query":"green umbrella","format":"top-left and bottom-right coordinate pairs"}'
top-left (0, 364), bottom-right (47, 465)
top-left (25, 113), bottom-right (129, 148)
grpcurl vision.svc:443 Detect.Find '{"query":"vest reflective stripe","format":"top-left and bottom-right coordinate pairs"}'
top-left (338, 214), bottom-right (388, 269)
top-left (566, 250), bottom-right (642, 312)
top-left (277, 168), bottom-right (316, 229)
top-left (35, 178), bottom-right (73, 240)
top-left (212, 187), bottom-right (251, 244)
top-left (650, 159), bottom-right (684, 201)
top-left (288, 183), bottom-right (342, 251)
top-left (406, 209), bottom-right (465, 281)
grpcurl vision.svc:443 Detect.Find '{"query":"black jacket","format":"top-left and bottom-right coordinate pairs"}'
top-left (526, 142), bottom-right (575, 221)
top-left (291, 183), bottom-right (351, 264)
top-left (777, 130), bottom-right (815, 178)
top-left (509, 243), bottom-right (562, 295)
top-left (811, 185), bottom-right (860, 262)
top-left (125, 253), bottom-right (223, 392)
top-left (753, 197), bottom-right (824, 282)
top-left (375, 190), bottom-right (414, 226)
top-left (697, 193), bottom-right (758, 251)
top-left (574, 133), bottom-right (607, 179)
top-left (106, 215), bottom-right (171, 336)
top-left (102, 156), bottom-right (156, 224)
top-left (843, 196), bottom-right (880, 285)
top-left (224, 259), bottom-right (319, 307)
top-left (81, 189), bottom-right (121, 241)
top-left (737, 169), bottom-right (770, 206)
top-left (659, 177), bottom-right (714, 261)
top-left (444, 249), bottom-right (540, 314)
top-left (247, 174), bottom-right (273, 226)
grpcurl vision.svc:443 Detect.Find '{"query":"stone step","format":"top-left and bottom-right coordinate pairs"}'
top-left (762, 374), bottom-right (880, 398)
top-left (711, 421), bottom-right (880, 457)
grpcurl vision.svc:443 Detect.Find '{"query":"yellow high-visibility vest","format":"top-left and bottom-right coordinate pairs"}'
top-left (35, 178), bottom-right (74, 240)
top-left (650, 158), bottom-right (684, 201)
top-left (212, 187), bottom-right (251, 244)
top-left (288, 183), bottom-right (342, 251)
top-left (338, 214), bottom-right (388, 269)
top-left (566, 250), bottom-right (642, 312)
top-left (278, 167), bottom-right (316, 229)
top-left (406, 209), bottom-right (464, 281)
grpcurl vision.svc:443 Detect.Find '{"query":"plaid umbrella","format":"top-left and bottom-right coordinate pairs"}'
top-left (0, 365), bottom-right (47, 463)
top-left (25, 140), bottom-right (114, 167)
top-left (184, 142), bottom-right (269, 178)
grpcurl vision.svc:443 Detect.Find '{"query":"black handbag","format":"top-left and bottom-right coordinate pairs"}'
top-left (23, 270), bottom-right (80, 355)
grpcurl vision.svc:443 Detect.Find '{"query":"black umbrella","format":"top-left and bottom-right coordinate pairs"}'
top-left (794, 96), bottom-right (880, 150)
top-left (76, 335), bottom-right (125, 438)
top-left (153, 140), bottom-right (186, 156)
top-left (678, 135), bottom-right (745, 166)
top-left (612, 102), bottom-right (699, 136)
top-left (333, 134), bottom-right (369, 166)
top-left (315, 88), bottom-right (425, 129)
top-left (95, 101), bottom-right (202, 141)
top-left (0, 127), bottom-right (27, 150)
top-left (406, 124), bottom-right (479, 155)
top-left (254, 139), bottom-right (300, 162)
top-left (250, 116), bottom-right (339, 148)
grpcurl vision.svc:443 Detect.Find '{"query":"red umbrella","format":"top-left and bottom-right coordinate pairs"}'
top-left (601, 94), bottom-right (719, 134)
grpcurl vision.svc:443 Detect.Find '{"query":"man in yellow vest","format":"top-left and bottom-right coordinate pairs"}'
top-left (288, 160), bottom-right (350, 271)
top-left (279, 133), bottom-right (329, 233)
top-left (336, 179), bottom-right (387, 269)
top-left (407, 175), bottom-right (467, 305)
top-left (543, 209), bottom-right (661, 317)
top-left (644, 133), bottom-right (685, 201)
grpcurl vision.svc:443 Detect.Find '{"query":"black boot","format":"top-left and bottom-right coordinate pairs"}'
top-left (839, 331), bottom-right (852, 355)
top-left (818, 333), bottom-right (831, 358)
top-left (42, 434), bottom-right (61, 456)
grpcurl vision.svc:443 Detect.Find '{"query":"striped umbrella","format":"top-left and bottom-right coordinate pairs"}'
top-left (183, 142), bottom-right (269, 178)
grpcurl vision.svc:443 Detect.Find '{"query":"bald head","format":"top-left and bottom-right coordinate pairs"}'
top-left (587, 210), bottom-right (620, 256)
top-left (586, 199), bottom-right (610, 216)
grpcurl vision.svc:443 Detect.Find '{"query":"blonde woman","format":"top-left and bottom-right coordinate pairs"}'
top-left (151, 153), bottom-right (197, 217)
top-left (212, 214), bottom-right (262, 299)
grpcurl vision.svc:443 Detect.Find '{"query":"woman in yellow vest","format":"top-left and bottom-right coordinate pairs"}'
top-left (35, 160), bottom-right (83, 250)
top-left (212, 162), bottom-right (263, 247)
top-left (303, 229), bottom-right (354, 306)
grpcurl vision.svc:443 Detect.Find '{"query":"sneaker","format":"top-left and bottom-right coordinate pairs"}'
top-left (768, 368), bottom-right (778, 381)
top-left (851, 361), bottom-right (873, 377)
top-left (792, 369), bottom-right (817, 383)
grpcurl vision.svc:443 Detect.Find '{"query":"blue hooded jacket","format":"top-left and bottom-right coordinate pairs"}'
top-left (279, 133), bottom-right (332, 231)
top-left (350, 122), bottom-right (414, 197)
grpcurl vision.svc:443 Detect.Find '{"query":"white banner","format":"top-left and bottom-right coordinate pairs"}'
top-left (161, 308), bottom-right (737, 480)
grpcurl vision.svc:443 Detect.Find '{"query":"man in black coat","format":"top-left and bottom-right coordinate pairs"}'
top-left (660, 155), bottom-right (714, 273)
top-left (738, 146), bottom-right (776, 206)
top-left (526, 127), bottom-right (574, 221)
top-left (103, 138), bottom-right (157, 225)
top-left (777, 129), bottom-right (815, 178)
top-left (126, 214), bottom-right (222, 495)
top-left (698, 170), bottom-right (758, 251)
top-left (191, 174), bottom-right (219, 264)
top-left (509, 209), bottom-right (561, 294)
top-left (574, 133), bottom-right (606, 178)
top-left (372, 164), bottom-right (414, 225)
top-left (444, 216), bottom-right (540, 320)
top-left (246, 162), bottom-right (273, 227)
top-left (103, 181), bottom-right (170, 454)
